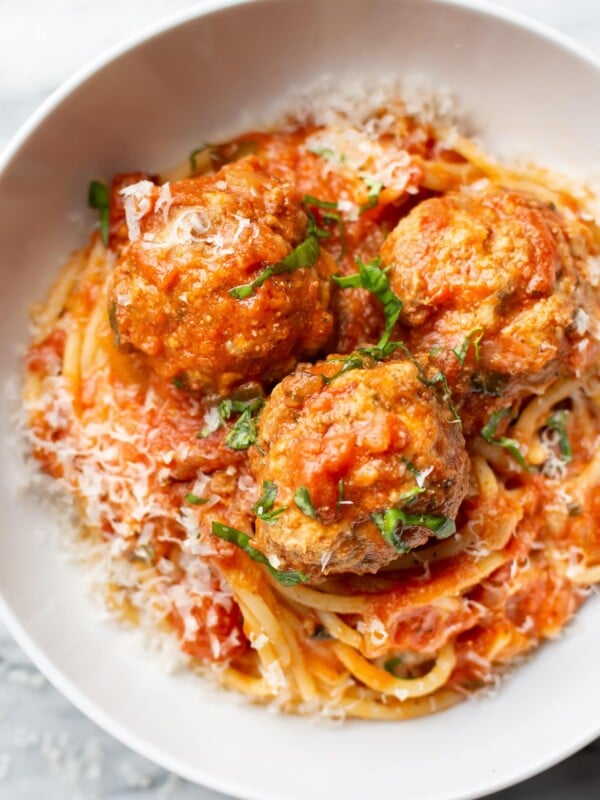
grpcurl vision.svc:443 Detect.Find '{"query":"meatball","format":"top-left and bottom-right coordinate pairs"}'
top-left (249, 356), bottom-right (469, 581)
top-left (380, 187), bottom-right (599, 422)
top-left (108, 157), bottom-right (336, 394)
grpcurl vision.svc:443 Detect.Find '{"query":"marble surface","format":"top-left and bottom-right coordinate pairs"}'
top-left (1, 0), bottom-right (600, 797)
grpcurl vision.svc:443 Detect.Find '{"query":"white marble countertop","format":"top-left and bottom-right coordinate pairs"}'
top-left (1, 1), bottom-right (600, 798)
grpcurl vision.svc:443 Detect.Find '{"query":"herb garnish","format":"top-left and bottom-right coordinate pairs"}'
top-left (253, 481), bottom-right (287, 525)
top-left (189, 140), bottom-right (258, 175)
top-left (395, 342), bottom-right (461, 425)
top-left (88, 180), bottom-right (109, 246)
top-left (383, 656), bottom-right (402, 675)
top-left (211, 522), bottom-right (307, 586)
top-left (108, 301), bottom-right (120, 345)
top-left (189, 143), bottom-right (210, 174)
top-left (294, 486), bottom-right (317, 519)
top-left (302, 195), bottom-right (346, 258)
top-left (481, 409), bottom-right (529, 469)
top-left (333, 256), bottom-right (403, 347)
top-left (471, 370), bottom-right (508, 397)
top-left (229, 235), bottom-right (320, 299)
top-left (307, 146), bottom-right (344, 163)
top-left (372, 506), bottom-right (456, 553)
top-left (225, 406), bottom-right (260, 450)
top-left (172, 374), bottom-right (186, 390)
top-left (196, 395), bottom-right (265, 450)
top-left (546, 411), bottom-right (572, 463)
top-left (359, 175), bottom-right (383, 214)
top-left (184, 493), bottom-right (209, 505)
top-left (430, 327), bottom-right (485, 366)
top-left (319, 341), bottom-right (400, 384)
top-left (337, 478), bottom-right (346, 510)
top-left (219, 395), bottom-right (264, 423)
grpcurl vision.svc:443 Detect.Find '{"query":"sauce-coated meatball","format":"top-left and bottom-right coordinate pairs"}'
top-left (109, 158), bottom-right (336, 394)
top-left (249, 356), bottom-right (469, 581)
top-left (380, 187), bottom-right (599, 421)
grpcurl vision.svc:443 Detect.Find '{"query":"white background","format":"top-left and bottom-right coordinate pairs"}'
top-left (0, 1), bottom-right (599, 798)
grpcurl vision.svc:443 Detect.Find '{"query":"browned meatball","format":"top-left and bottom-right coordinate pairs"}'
top-left (249, 356), bottom-right (469, 581)
top-left (108, 158), bottom-right (336, 394)
top-left (380, 187), bottom-right (600, 424)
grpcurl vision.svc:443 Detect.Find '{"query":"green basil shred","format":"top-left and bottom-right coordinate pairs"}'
top-left (211, 522), bottom-right (307, 586)
top-left (253, 481), bottom-right (286, 525)
top-left (229, 235), bottom-right (320, 299)
top-left (302, 195), bottom-right (346, 258)
top-left (470, 370), bottom-right (508, 397)
top-left (481, 409), bottom-right (529, 469)
top-left (333, 256), bottom-right (402, 347)
top-left (294, 486), bottom-right (317, 519)
top-left (546, 411), bottom-right (572, 463)
top-left (88, 180), bottom-right (109, 246)
top-left (383, 656), bottom-right (402, 675)
top-left (430, 327), bottom-right (485, 366)
top-left (319, 341), bottom-right (400, 385)
top-left (396, 342), bottom-right (461, 425)
top-left (337, 478), bottom-right (346, 510)
top-left (224, 407), bottom-right (260, 450)
top-left (359, 175), bottom-right (383, 214)
top-left (307, 146), bottom-right (344, 163)
top-left (372, 506), bottom-right (456, 553)
top-left (184, 493), bottom-right (209, 505)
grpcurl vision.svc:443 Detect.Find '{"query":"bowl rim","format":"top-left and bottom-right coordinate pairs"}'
top-left (1, 1), bottom-right (600, 798)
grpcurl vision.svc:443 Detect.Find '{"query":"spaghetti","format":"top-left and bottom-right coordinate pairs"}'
top-left (23, 89), bottom-right (600, 720)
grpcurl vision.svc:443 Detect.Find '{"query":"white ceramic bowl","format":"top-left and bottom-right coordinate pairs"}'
top-left (1, 1), bottom-right (600, 798)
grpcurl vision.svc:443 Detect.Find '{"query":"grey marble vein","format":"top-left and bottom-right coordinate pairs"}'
top-left (1, 1), bottom-right (599, 798)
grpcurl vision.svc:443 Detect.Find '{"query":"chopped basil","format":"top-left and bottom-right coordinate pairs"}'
top-left (229, 235), bottom-right (320, 299)
top-left (396, 341), bottom-right (461, 425)
top-left (108, 301), bottom-right (120, 345)
top-left (224, 407), bottom-right (259, 450)
top-left (546, 411), bottom-right (572, 463)
top-left (184, 493), bottom-right (209, 505)
top-left (471, 370), bottom-right (508, 397)
top-left (431, 327), bottom-right (485, 366)
top-left (481, 409), bottom-right (529, 469)
top-left (333, 256), bottom-right (403, 347)
top-left (372, 507), bottom-right (456, 553)
top-left (359, 175), bottom-right (383, 214)
top-left (419, 369), bottom-right (460, 423)
top-left (88, 180), bottom-right (109, 246)
top-left (401, 457), bottom-right (419, 481)
top-left (189, 140), bottom-right (258, 175)
top-left (189, 143), bottom-right (210, 174)
top-left (307, 146), bottom-right (344, 163)
top-left (219, 395), bottom-right (263, 423)
top-left (337, 478), bottom-right (345, 510)
top-left (383, 656), bottom-right (402, 675)
top-left (396, 486), bottom-right (426, 504)
top-left (320, 341), bottom-right (401, 385)
top-left (211, 522), bottom-right (307, 586)
top-left (294, 486), bottom-right (317, 519)
top-left (302, 195), bottom-right (346, 258)
top-left (305, 210), bottom-right (331, 240)
top-left (302, 195), bottom-right (338, 211)
top-left (172, 374), bottom-right (186, 390)
top-left (253, 481), bottom-right (286, 525)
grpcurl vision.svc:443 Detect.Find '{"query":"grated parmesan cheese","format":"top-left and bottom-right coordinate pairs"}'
top-left (120, 180), bottom-right (155, 241)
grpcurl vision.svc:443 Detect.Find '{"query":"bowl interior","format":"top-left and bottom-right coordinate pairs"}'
top-left (0, 2), bottom-right (599, 799)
